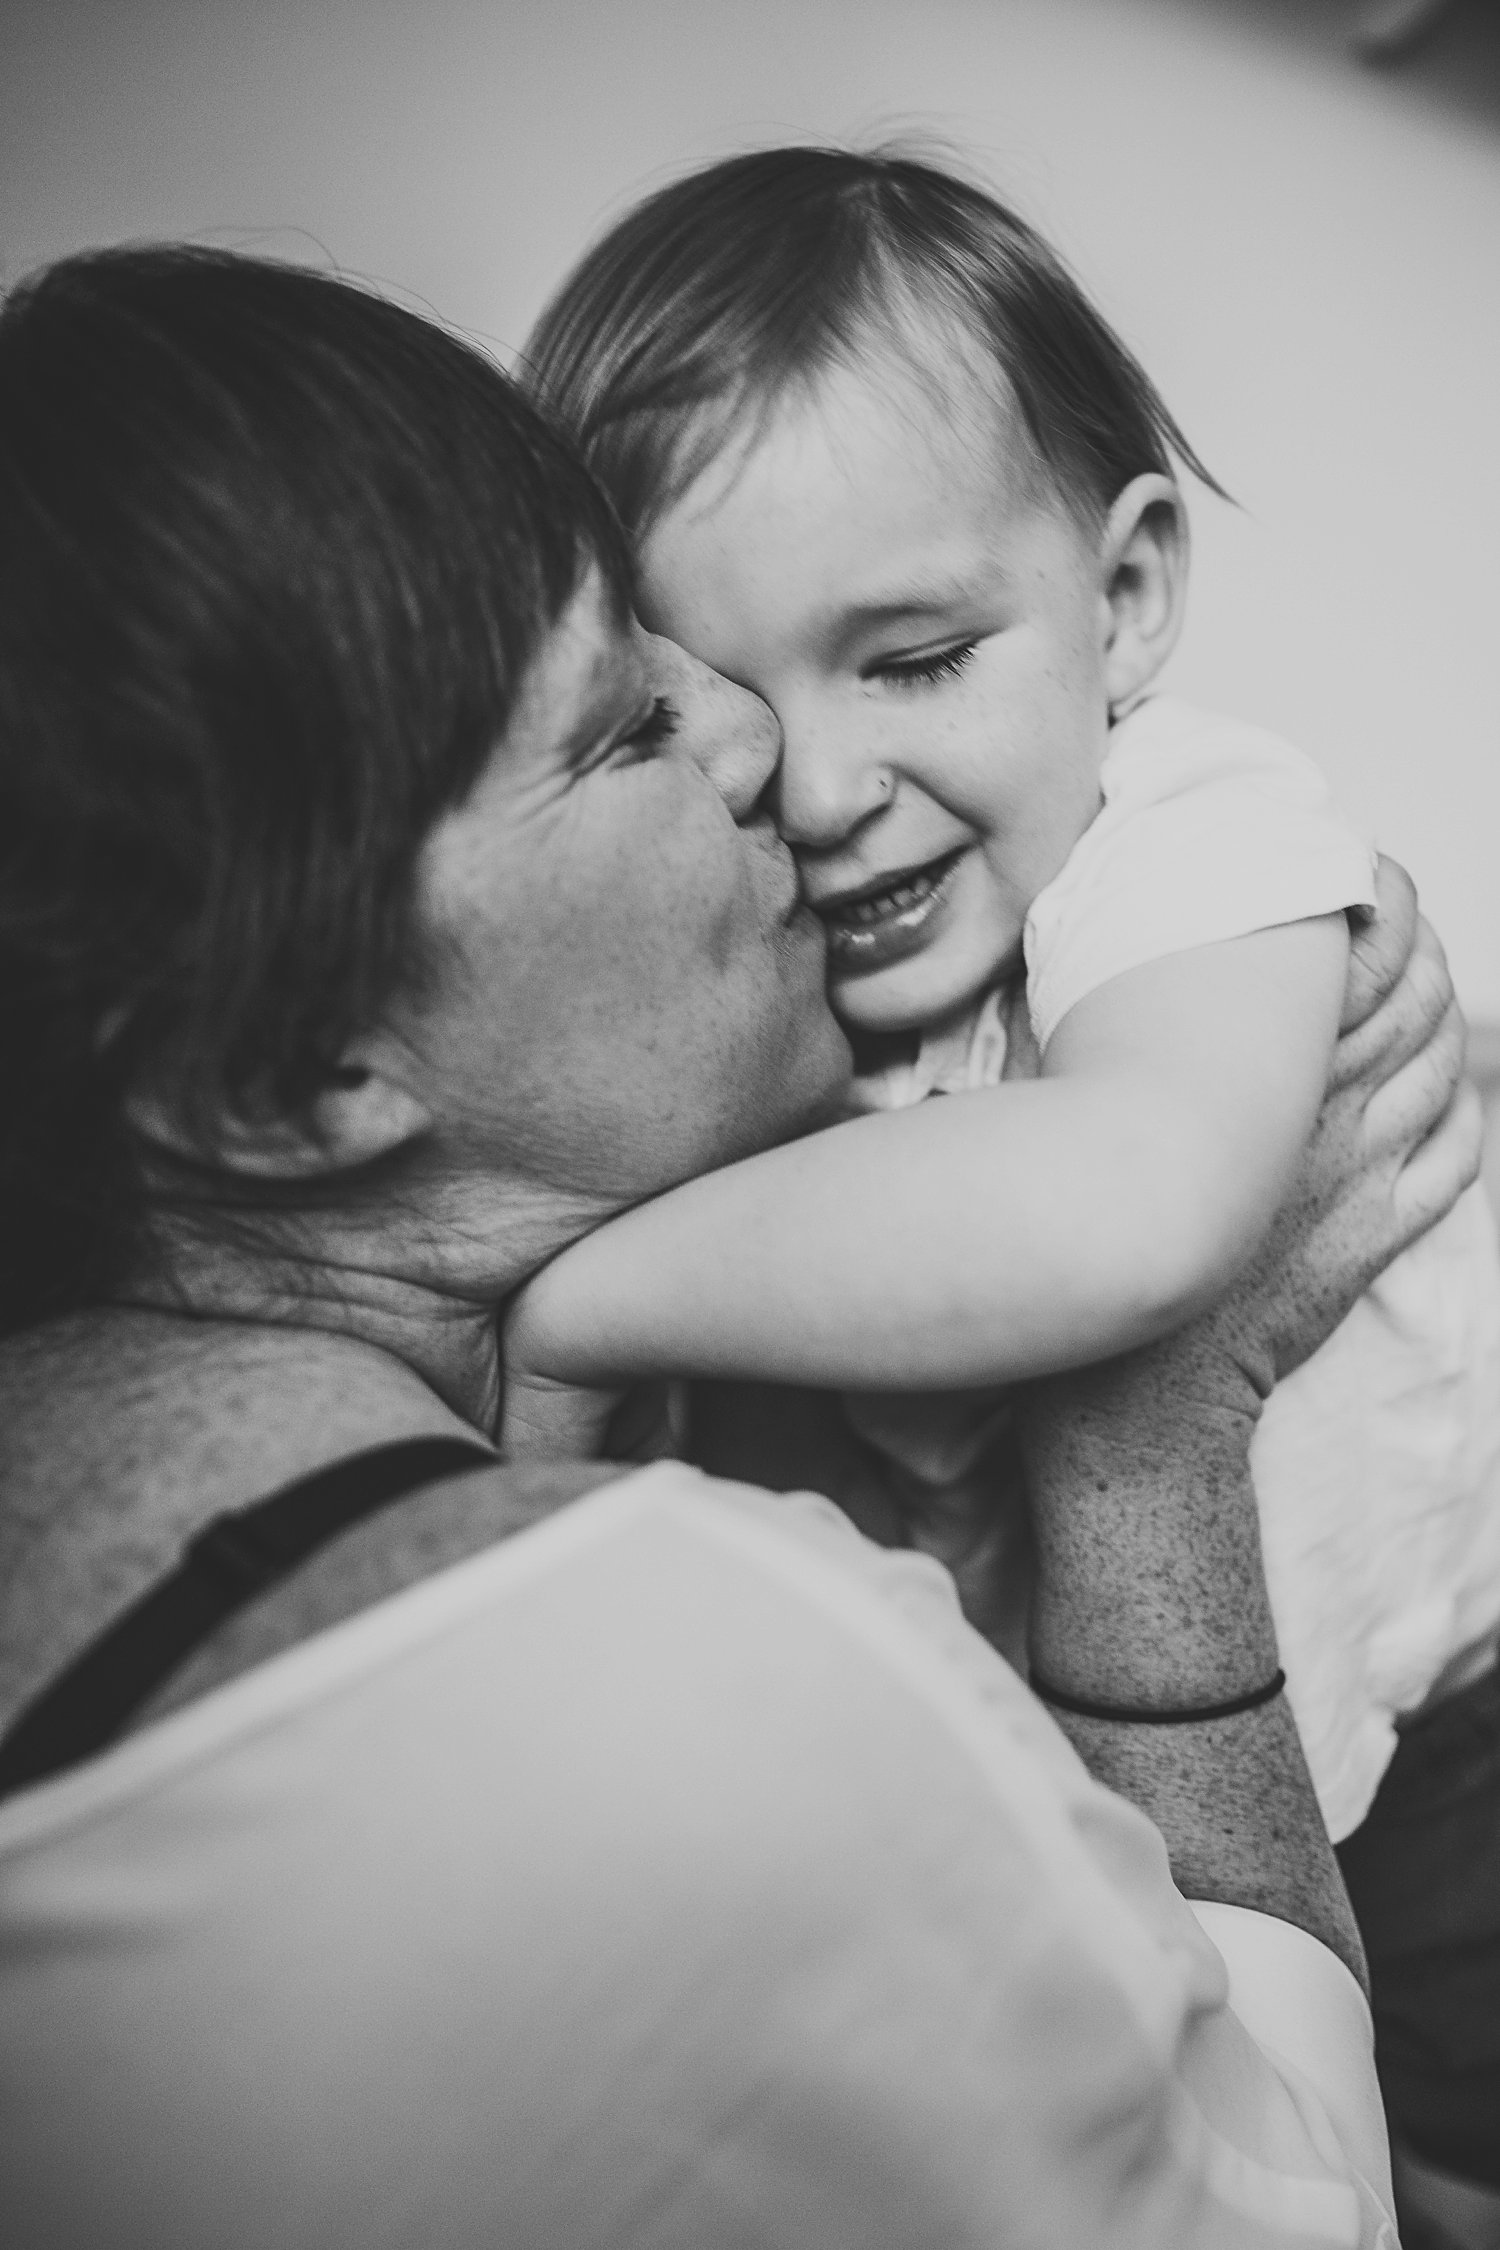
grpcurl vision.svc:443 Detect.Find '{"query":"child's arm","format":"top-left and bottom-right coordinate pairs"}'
top-left (505, 915), bottom-right (1350, 1404)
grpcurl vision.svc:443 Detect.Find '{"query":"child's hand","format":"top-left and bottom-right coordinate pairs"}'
top-left (500, 1356), bottom-right (624, 1463)
top-left (500, 1268), bottom-right (623, 1460)
top-left (501, 1274), bottom-right (685, 1463)
top-left (501, 1368), bottom-right (685, 1464)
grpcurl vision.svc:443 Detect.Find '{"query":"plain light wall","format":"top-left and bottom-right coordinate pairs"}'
top-left (5, 0), bottom-right (1499, 1005)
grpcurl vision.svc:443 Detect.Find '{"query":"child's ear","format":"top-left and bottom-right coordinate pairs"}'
top-left (1098, 474), bottom-right (1190, 712)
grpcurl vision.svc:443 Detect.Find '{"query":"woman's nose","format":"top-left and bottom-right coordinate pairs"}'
top-left (773, 725), bottom-right (895, 851)
top-left (645, 631), bottom-right (779, 823)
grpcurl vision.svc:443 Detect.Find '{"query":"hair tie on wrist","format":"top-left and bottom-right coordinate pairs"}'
top-left (1029, 1668), bottom-right (1286, 1726)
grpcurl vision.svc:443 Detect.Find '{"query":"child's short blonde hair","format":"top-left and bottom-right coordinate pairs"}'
top-left (524, 144), bottom-right (1222, 537)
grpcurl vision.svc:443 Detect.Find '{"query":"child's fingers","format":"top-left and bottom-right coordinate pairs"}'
top-left (500, 1370), bottom-right (624, 1461)
top-left (602, 1381), bottom-right (684, 1463)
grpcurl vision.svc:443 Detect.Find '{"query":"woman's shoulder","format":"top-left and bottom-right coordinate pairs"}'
top-left (0, 1307), bottom-right (536, 1731)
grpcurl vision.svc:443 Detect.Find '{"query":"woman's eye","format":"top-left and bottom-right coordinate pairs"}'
top-left (617, 695), bottom-right (680, 760)
top-left (874, 642), bottom-right (977, 690)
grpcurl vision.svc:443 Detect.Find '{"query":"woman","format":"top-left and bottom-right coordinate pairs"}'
top-left (0, 245), bottom-right (1472, 2245)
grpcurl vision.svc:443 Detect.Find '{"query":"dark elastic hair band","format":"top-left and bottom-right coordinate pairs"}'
top-left (1029, 1668), bottom-right (1286, 1726)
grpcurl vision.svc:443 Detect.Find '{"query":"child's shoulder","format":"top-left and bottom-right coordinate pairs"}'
top-left (1023, 699), bottom-right (1377, 1051)
top-left (1103, 696), bottom-right (1343, 816)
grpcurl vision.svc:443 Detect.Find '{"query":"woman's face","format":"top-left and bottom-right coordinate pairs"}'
top-left (402, 570), bottom-right (850, 1214)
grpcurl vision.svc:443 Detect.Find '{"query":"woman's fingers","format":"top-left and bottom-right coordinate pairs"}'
top-left (1389, 1077), bottom-right (1483, 1244)
top-left (1331, 913), bottom-right (1455, 1091)
top-left (1201, 868), bottom-right (1478, 1396)
top-left (1340, 855), bottom-right (1418, 1033)
top-left (1359, 996), bottom-right (1470, 1161)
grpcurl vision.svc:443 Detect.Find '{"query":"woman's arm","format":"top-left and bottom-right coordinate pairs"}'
top-left (1019, 863), bottom-right (1478, 1985)
top-left (503, 913), bottom-right (1347, 1422)
top-left (1020, 1331), bottom-right (1365, 1977)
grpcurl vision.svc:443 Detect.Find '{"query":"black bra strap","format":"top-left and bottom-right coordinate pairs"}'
top-left (0, 1435), bottom-right (496, 1804)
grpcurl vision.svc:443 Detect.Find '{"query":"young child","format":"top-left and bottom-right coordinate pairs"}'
top-left (511, 146), bottom-right (1500, 1844)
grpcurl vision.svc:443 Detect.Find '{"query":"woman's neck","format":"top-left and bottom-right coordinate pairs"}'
top-left (2, 1305), bottom-right (487, 1519)
top-left (124, 1253), bottom-right (506, 1438)
top-left (121, 1167), bottom-right (618, 1438)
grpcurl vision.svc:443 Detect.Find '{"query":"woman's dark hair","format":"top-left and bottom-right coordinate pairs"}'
top-left (523, 144), bottom-right (1223, 537)
top-left (0, 243), bottom-right (631, 1335)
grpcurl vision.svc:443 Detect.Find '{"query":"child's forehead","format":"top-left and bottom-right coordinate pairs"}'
top-left (746, 290), bottom-right (1038, 479)
top-left (849, 305), bottom-right (1021, 430)
top-left (660, 329), bottom-right (1039, 542)
top-left (639, 337), bottom-right (1088, 654)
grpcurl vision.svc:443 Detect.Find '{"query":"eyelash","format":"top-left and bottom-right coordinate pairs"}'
top-left (619, 695), bottom-right (680, 759)
top-left (876, 642), bottom-right (977, 691)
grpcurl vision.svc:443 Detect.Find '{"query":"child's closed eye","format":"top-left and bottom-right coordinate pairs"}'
top-left (870, 641), bottom-right (977, 691)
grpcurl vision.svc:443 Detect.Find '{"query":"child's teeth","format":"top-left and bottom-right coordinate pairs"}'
top-left (843, 870), bottom-right (935, 924)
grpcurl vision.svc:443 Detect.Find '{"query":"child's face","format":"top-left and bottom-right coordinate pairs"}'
top-left (636, 357), bottom-right (1117, 1036)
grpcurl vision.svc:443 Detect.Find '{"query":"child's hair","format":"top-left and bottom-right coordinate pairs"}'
top-left (524, 144), bottom-right (1223, 537)
top-left (0, 243), bottom-right (630, 1334)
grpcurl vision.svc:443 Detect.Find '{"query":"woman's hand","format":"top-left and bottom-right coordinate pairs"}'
top-left (1207, 854), bottom-right (1479, 1400)
top-left (1031, 858), bottom-right (1477, 1446)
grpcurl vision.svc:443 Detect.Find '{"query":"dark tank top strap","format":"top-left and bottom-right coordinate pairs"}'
top-left (0, 1435), bottom-right (496, 1805)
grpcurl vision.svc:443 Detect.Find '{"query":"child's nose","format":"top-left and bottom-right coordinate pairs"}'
top-left (774, 729), bottom-right (896, 850)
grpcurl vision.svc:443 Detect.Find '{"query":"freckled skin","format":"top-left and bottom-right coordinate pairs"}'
top-left (637, 358), bottom-right (1118, 1037)
top-left (407, 577), bottom-right (849, 1205)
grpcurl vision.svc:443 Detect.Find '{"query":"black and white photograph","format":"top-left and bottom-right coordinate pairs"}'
top-left (2, 3), bottom-right (1499, 2243)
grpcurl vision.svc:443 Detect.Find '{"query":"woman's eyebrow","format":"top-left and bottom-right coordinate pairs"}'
top-left (561, 647), bottom-right (651, 767)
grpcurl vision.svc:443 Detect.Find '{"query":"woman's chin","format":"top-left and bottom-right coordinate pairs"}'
top-left (776, 1014), bottom-right (858, 1136)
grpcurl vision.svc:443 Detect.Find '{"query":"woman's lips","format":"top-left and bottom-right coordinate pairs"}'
top-left (816, 850), bottom-right (964, 973)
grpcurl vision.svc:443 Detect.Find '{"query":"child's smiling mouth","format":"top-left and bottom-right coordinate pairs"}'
top-left (814, 848), bottom-right (965, 972)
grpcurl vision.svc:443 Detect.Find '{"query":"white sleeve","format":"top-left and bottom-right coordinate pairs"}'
top-left (1025, 698), bottom-right (1378, 1052)
top-left (1191, 1902), bottom-right (1395, 2219)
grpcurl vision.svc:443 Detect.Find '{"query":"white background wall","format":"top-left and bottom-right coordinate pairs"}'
top-left (5, 0), bottom-right (1499, 1006)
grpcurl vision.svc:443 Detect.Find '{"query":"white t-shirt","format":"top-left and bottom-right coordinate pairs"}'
top-left (850, 695), bottom-right (1500, 1840)
top-left (0, 1463), bottom-right (1393, 2247)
